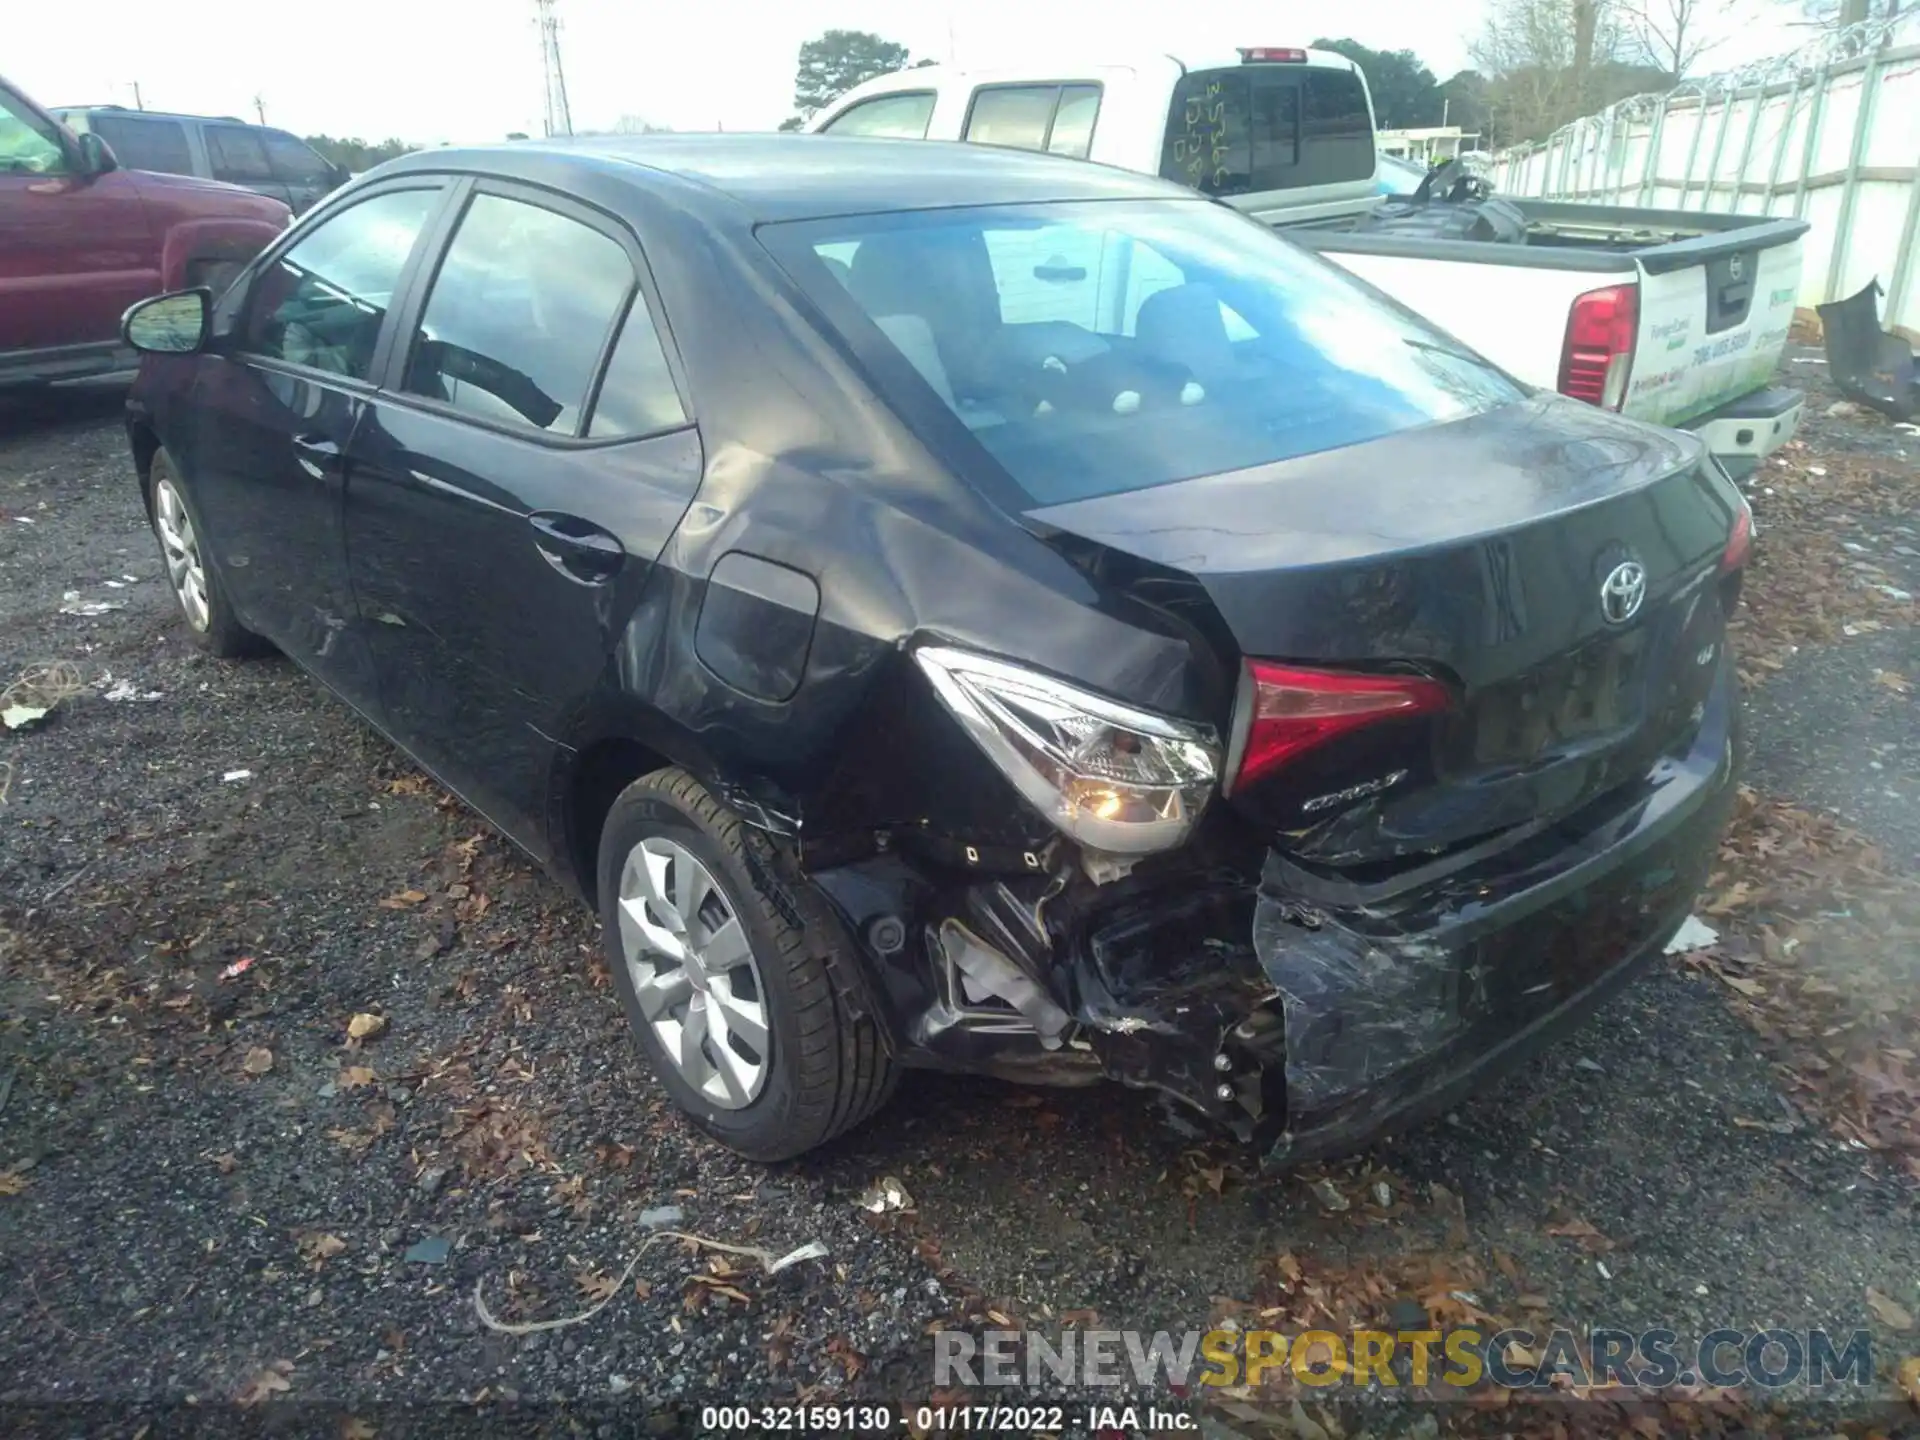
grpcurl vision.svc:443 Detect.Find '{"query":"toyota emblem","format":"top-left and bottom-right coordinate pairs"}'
top-left (1600, 561), bottom-right (1647, 624)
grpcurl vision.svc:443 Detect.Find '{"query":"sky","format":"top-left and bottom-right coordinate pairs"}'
top-left (13, 0), bottom-right (1806, 146)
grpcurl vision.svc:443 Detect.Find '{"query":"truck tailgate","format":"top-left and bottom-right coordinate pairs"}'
top-left (1625, 228), bottom-right (1804, 429)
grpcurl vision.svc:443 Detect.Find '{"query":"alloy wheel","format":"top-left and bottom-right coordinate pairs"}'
top-left (153, 476), bottom-right (210, 632)
top-left (616, 836), bottom-right (771, 1109)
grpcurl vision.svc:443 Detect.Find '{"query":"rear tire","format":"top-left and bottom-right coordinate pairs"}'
top-left (147, 449), bottom-right (267, 658)
top-left (598, 767), bottom-right (894, 1160)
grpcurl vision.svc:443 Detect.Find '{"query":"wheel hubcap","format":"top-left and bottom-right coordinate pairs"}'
top-left (153, 477), bottom-right (209, 632)
top-left (616, 837), bottom-right (770, 1109)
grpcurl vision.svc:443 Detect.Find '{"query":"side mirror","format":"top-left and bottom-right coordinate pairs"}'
top-left (123, 290), bottom-right (211, 355)
top-left (75, 131), bottom-right (118, 177)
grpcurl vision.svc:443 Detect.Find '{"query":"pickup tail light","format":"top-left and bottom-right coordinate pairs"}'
top-left (914, 646), bottom-right (1220, 855)
top-left (1558, 284), bottom-right (1638, 409)
top-left (1228, 661), bottom-right (1452, 794)
top-left (1721, 497), bottom-right (1754, 572)
top-left (1240, 47), bottom-right (1309, 63)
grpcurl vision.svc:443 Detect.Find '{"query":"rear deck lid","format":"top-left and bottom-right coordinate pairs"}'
top-left (1029, 395), bottom-right (1747, 865)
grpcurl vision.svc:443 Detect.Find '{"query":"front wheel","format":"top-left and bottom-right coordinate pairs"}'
top-left (598, 768), bottom-right (894, 1160)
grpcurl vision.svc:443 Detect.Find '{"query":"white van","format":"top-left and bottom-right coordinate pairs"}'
top-left (807, 48), bottom-right (1383, 229)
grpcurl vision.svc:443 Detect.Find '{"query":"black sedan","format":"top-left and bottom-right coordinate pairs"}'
top-left (118, 135), bottom-right (1751, 1163)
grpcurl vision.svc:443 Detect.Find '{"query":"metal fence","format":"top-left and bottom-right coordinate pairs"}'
top-left (1488, 14), bottom-right (1920, 332)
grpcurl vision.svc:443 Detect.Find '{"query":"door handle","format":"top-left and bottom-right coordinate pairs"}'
top-left (292, 433), bottom-right (343, 479)
top-left (528, 511), bottom-right (625, 582)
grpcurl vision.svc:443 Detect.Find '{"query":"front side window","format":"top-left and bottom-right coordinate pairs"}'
top-left (245, 187), bottom-right (439, 379)
top-left (402, 193), bottom-right (634, 436)
top-left (1046, 86), bottom-right (1101, 158)
top-left (0, 89), bottom-right (70, 176)
top-left (764, 200), bottom-right (1522, 507)
top-left (263, 131), bottom-right (332, 185)
top-left (821, 93), bottom-right (935, 140)
top-left (88, 115), bottom-right (193, 174)
top-left (208, 125), bottom-right (273, 184)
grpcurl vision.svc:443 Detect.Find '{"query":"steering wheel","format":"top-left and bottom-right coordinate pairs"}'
top-left (1412, 158), bottom-right (1491, 207)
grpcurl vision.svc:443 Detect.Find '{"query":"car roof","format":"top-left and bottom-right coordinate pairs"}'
top-left (378, 134), bottom-right (1200, 223)
top-left (892, 46), bottom-right (1362, 83)
top-left (54, 105), bottom-right (259, 126)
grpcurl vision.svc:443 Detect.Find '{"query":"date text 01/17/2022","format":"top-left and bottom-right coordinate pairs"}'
top-left (700, 1404), bottom-right (1198, 1432)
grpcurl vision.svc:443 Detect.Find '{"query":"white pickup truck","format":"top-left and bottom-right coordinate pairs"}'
top-left (808, 48), bottom-right (1809, 472)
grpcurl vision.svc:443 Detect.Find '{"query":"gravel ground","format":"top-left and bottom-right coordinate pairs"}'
top-left (1, 362), bottom-right (1916, 1438)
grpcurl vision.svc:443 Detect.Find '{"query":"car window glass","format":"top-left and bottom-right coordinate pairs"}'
top-left (770, 200), bottom-right (1521, 506)
top-left (586, 295), bottom-right (687, 438)
top-left (88, 115), bottom-right (193, 174)
top-left (1046, 86), bottom-right (1101, 158)
top-left (403, 193), bottom-right (634, 437)
top-left (0, 90), bottom-right (70, 176)
top-left (1301, 69), bottom-right (1375, 185)
top-left (964, 87), bottom-right (1057, 151)
top-left (208, 125), bottom-right (273, 183)
top-left (264, 131), bottom-right (332, 185)
top-left (821, 93), bottom-right (934, 139)
top-left (1160, 72), bottom-right (1250, 196)
top-left (244, 187), bottom-right (438, 380)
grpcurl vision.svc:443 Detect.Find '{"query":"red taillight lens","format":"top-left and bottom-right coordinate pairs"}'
top-left (1231, 661), bottom-right (1452, 792)
top-left (1240, 46), bottom-right (1308, 62)
top-left (1558, 284), bottom-right (1638, 408)
top-left (1721, 499), bottom-right (1753, 572)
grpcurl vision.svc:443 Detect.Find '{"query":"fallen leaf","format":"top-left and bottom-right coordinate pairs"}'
top-left (208, 1152), bottom-right (240, 1174)
top-left (379, 889), bottom-right (429, 909)
top-left (575, 1268), bottom-right (621, 1304)
top-left (1898, 1356), bottom-right (1920, 1406)
top-left (1718, 973), bottom-right (1766, 998)
top-left (1505, 1340), bottom-right (1542, 1368)
top-left (341, 1419), bottom-right (376, 1440)
top-left (0, 1169), bottom-right (29, 1196)
top-left (1545, 1215), bottom-right (1613, 1252)
top-left (346, 1013), bottom-right (389, 1042)
top-left (1869, 1288), bottom-right (1915, 1331)
top-left (337, 1066), bottom-right (377, 1091)
top-left (242, 1047), bottom-right (274, 1077)
top-left (298, 1232), bottom-right (347, 1269)
top-left (235, 1361), bottom-right (293, 1406)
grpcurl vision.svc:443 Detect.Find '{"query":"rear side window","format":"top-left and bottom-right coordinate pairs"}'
top-left (88, 115), bottom-right (193, 174)
top-left (1161, 66), bottom-right (1372, 196)
top-left (587, 297), bottom-right (687, 439)
top-left (964, 84), bottom-right (1101, 157)
top-left (245, 187), bottom-right (439, 380)
top-left (207, 124), bottom-right (273, 184)
top-left (403, 193), bottom-right (635, 437)
top-left (263, 130), bottom-right (332, 185)
top-left (821, 93), bottom-right (934, 139)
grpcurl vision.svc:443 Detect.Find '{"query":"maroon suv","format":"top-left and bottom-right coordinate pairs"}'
top-left (1, 73), bottom-right (290, 389)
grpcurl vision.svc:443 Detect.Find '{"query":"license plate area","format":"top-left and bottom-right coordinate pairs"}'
top-left (1460, 630), bottom-right (1649, 770)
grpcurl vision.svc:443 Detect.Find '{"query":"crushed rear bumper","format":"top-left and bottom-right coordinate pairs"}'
top-left (1681, 386), bottom-right (1802, 478)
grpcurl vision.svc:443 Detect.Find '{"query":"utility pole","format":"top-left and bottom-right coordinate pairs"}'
top-left (132, 81), bottom-right (145, 110)
top-left (534, 0), bottom-right (574, 137)
top-left (254, 95), bottom-right (267, 125)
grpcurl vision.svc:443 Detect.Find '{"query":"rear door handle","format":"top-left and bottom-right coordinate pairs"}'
top-left (528, 511), bottom-right (625, 582)
top-left (292, 433), bottom-right (342, 479)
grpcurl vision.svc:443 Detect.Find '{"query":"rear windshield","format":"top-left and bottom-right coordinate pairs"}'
top-left (1161, 65), bottom-right (1374, 196)
top-left (760, 200), bottom-right (1521, 507)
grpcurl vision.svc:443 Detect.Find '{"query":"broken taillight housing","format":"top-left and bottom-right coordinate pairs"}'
top-left (1226, 661), bottom-right (1452, 794)
top-left (1721, 496), bottom-right (1754, 572)
top-left (913, 646), bottom-right (1220, 854)
top-left (1558, 284), bottom-right (1637, 409)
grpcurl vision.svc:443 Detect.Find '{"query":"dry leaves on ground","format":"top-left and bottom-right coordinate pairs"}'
top-left (234, 1360), bottom-right (293, 1405)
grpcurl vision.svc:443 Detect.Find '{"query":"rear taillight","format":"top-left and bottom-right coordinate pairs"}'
top-left (1721, 497), bottom-right (1754, 572)
top-left (1227, 661), bottom-right (1452, 794)
top-left (1239, 46), bottom-right (1308, 62)
top-left (1558, 284), bottom-right (1637, 409)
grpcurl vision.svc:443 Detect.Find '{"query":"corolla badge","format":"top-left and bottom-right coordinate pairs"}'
top-left (1600, 560), bottom-right (1647, 624)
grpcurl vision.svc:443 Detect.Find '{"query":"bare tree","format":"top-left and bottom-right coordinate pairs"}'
top-left (1471, 0), bottom-right (1631, 141)
top-left (1618, 0), bottom-right (1741, 79)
